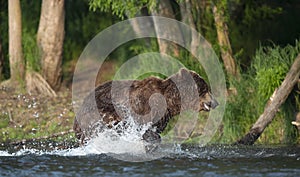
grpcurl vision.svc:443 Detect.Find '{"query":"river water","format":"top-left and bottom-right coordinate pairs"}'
top-left (0, 141), bottom-right (299, 177)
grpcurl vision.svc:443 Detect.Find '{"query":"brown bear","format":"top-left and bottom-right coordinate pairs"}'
top-left (73, 68), bottom-right (218, 145)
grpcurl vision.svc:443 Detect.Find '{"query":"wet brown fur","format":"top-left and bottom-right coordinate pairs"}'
top-left (73, 68), bottom-right (217, 144)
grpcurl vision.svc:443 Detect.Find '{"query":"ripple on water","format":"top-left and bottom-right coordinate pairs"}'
top-left (0, 142), bottom-right (300, 176)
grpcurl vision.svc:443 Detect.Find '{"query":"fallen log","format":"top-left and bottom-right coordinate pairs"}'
top-left (236, 54), bottom-right (300, 145)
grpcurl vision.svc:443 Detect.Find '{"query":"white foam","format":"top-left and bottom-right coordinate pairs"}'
top-left (0, 151), bottom-right (13, 156)
top-left (0, 113), bottom-right (156, 158)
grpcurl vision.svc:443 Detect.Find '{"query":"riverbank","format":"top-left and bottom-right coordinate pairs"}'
top-left (0, 86), bottom-right (75, 143)
top-left (0, 60), bottom-right (118, 144)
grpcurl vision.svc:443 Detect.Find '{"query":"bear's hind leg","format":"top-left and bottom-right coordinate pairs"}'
top-left (142, 129), bottom-right (161, 152)
top-left (142, 129), bottom-right (161, 143)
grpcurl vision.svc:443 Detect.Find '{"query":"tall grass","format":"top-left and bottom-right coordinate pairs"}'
top-left (219, 40), bottom-right (300, 144)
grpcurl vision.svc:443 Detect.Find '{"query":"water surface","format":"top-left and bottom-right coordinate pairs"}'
top-left (0, 142), bottom-right (299, 176)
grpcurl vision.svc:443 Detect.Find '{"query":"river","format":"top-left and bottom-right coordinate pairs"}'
top-left (0, 142), bottom-right (299, 176)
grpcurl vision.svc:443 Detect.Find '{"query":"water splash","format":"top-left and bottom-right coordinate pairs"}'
top-left (0, 108), bottom-right (166, 161)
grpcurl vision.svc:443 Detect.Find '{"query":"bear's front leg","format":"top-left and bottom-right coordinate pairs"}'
top-left (142, 129), bottom-right (161, 152)
top-left (142, 129), bottom-right (161, 143)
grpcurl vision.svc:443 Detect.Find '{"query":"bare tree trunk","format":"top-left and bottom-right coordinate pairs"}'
top-left (0, 38), bottom-right (3, 80)
top-left (212, 3), bottom-right (239, 78)
top-left (236, 55), bottom-right (300, 145)
top-left (37, 0), bottom-right (65, 91)
top-left (151, 0), bottom-right (183, 57)
top-left (128, 8), bottom-right (152, 47)
top-left (8, 0), bottom-right (25, 83)
top-left (180, 0), bottom-right (199, 55)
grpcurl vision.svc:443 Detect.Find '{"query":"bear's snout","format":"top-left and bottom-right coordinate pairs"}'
top-left (210, 95), bottom-right (219, 109)
top-left (201, 93), bottom-right (219, 111)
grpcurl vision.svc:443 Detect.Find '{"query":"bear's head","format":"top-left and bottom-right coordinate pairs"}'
top-left (172, 68), bottom-right (218, 112)
top-left (188, 69), bottom-right (218, 111)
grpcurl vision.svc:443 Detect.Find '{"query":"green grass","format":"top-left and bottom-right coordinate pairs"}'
top-left (217, 40), bottom-right (300, 144)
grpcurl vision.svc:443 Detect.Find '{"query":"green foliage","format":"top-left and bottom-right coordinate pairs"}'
top-left (89, 0), bottom-right (157, 18)
top-left (256, 66), bottom-right (286, 100)
top-left (177, 49), bottom-right (208, 80)
top-left (193, 1), bottom-right (219, 56)
top-left (252, 41), bottom-right (300, 143)
top-left (228, 0), bottom-right (298, 67)
top-left (22, 29), bottom-right (40, 71)
top-left (213, 0), bottom-right (231, 22)
top-left (220, 74), bottom-right (258, 143)
top-left (253, 41), bottom-right (300, 101)
top-left (242, 2), bottom-right (282, 26)
top-left (0, 1), bottom-right (9, 79)
top-left (21, 0), bottom-right (42, 72)
top-left (112, 37), bottom-right (208, 81)
top-left (64, 1), bottom-right (115, 62)
top-left (0, 0), bottom-right (41, 79)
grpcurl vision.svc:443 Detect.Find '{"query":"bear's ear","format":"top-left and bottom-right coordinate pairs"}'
top-left (179, 68), bottom-right (189, 77)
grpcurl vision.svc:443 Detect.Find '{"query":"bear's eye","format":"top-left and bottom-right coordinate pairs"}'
top-left (199, 92), bottom-right (206, 97)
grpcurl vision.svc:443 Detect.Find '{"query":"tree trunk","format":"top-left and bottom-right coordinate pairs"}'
top-left (180, 0), bottom-right (199, 55)
top-left (151, 0), bottom-right (183, 57)
top-left (8, 0), bottom-right (25, 83)
top-left (236, 55), bottom-right (300, 145)
top-left (37, 0), bottom-right (65, 91)
top-left (212, 3), bottom-right (239, 78)
top-left (128, 8), bottom-right (152, 47)
top-left (0, 38), bottom-right (3, 80)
